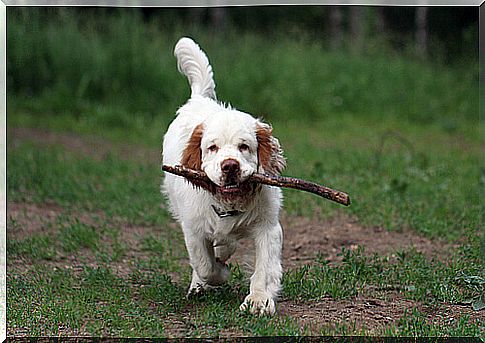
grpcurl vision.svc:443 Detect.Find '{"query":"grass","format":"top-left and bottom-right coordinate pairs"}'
top-left (7, 244), bottom-right (483, 336)
top-left (277, 117), bottom-right (479, 240)
top-left (6, 7), bottom-right (482, 338)
top-left (284, 243), bottom-right (482, 304)
top-left (58, 221), bottom-right (100, 253)
top-left (385, 310), bottom-right (483, 337)
top-left (8, 143), bottom-right (170, 226)
top-left (7, 120), bottom-right (480, 242)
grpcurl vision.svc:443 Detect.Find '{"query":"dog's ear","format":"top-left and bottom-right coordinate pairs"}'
top-left (181, 123), bottom-right (204, 170)
top-left (256, 122), bottom-right (286, 175)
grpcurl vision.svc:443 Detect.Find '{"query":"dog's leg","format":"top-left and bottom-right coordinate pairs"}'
top-left (240, 221), bottom-right (283, 315)
top-left (183, 228), bottom-right (230, 295)
top-left (214, 240), bottom-right (237, 263)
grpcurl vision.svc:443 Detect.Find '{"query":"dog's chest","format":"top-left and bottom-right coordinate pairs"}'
top-left (200, 187), bottom-right (265, 244)
top-left (207, 208), bottom-right (254, 244)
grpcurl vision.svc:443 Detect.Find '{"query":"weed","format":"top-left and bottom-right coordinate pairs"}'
top-left (7, 143), bottom-right (170, 226)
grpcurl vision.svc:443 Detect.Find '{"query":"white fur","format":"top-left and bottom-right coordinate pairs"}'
top-left (162, 37), bottom-right (284, 316)
top-left (174, 37), bottom-right (216, 99)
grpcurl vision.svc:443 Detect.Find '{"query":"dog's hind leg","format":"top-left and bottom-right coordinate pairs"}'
top-left (214, 240), bottom-right (237, 264)
top-left (183, 226), bottom-right (230, 295)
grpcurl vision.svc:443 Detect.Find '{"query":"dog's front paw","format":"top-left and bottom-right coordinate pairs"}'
top-left (240, 292), bottom-right (276, 316)
top-left (187, 282), bottom-right (207, 298)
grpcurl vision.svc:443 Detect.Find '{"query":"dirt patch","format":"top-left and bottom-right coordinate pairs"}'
top-left (8, 199), bottom-right (451, 277)
top-left (7, 202), bottom-right (65, 240)
top-left (7, 201), bottom-right (187, 281)
top-left (281, 214), bottom-right (453, 268)
top-left (229, 213), bottom-right (452, 271)
top-left (279, 295), bottom-right (483, 335)
top-left (279, 294), bottom-right (419, 334)
top-left (9, 127), bottom-right (161, 165)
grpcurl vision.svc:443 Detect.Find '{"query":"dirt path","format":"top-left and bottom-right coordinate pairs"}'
top-left (7, 200), bottom-right (448, 276)
top-left (9, 201), bottom-right (467, 336)
top-left (6, 203), bottom-right (477, 336)
top-left (279, 295), bottom-right (481, 335)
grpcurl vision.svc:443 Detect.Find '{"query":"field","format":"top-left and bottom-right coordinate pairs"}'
top-left (6, 9), bottom-right (484, 337)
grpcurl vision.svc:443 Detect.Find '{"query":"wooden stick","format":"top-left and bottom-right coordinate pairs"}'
top-left (250, 173), bottom-right (350, 206)
top-left (162, 165), bottom-right (350, 206)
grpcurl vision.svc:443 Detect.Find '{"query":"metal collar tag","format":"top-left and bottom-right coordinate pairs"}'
top-left (211, 205), bottom-right (243, 218)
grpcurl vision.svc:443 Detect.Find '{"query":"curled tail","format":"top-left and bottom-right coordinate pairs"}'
top-left (174, 37), bottom-right (216, 100)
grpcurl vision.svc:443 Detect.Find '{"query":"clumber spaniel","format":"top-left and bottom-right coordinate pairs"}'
top-left (162, 37), bottom-right (286, 315)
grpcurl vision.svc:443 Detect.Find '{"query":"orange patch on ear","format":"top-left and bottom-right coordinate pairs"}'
top-left (256, 124), bottom-right (286, 175)
top-left (181, 123), bottom-right (204, 170)
top-left (256, 125), bottom-right (274, 173)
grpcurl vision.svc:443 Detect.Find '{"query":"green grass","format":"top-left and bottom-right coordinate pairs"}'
top-left (8, 234), bottom-right (57, 260)
top-left (278, 117), bottom-right (480, 240)
top-left (8, 249), bottom-right (483, 336)
top-left (284, 243), bottom-right (482, 304)
top-left (8, 143), bottom-right (170, 226)
top-left (8, 263), bottom-right (311, 336)
top-left (6, 7), bottom-right (482, 338)
top-left (58, 220), bottom-right (100, 253)
top-left (8, 266), bottom-right (170, 335)
top-left (384, 309), bottom-right (482, 337)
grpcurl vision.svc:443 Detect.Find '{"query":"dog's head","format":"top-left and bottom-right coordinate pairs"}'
top-left (181, 110), bottom-right (285, 199)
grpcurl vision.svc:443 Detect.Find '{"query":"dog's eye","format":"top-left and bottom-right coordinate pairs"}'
top-left (208, 144), bottom-right (219, 152)
top-left (239, 143), bottom-right (250, 152)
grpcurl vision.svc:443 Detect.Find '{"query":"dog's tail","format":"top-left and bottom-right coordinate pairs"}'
top-left (174, 37), bottom-right (216, 100)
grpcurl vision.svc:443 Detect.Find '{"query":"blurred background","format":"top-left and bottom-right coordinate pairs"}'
top-left (7, 6), bottom-right (478, 138)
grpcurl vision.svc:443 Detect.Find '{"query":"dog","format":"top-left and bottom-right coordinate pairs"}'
top-left (162, 37), bottom-right (286, 315)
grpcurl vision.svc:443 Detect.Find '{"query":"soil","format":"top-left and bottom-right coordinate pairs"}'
top-left (279, 295), bottom-right (483, 335)
top-left (7, 201), bottom-right (186, 281)
top-left (280, 214), bottom-right (453, 267)
top-left (7, 127), bottom-right (482, 336)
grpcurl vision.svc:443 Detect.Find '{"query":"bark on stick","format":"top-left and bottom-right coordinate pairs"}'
top-left (162, 165), bottom-right (350, 206)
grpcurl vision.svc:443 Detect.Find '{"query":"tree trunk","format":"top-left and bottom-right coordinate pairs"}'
top-left (329, 6), bottom-right (343, 50)
top-left (375, 7), bottom-right (386, 34)
top-left (189, 7), bottom-right (205, 26)
top-left (209, 7), bottom-right (228, 32)
top-left (350, 7), bottom-right (364, 53)
top-left (415, 7), bottom-right (428, 57)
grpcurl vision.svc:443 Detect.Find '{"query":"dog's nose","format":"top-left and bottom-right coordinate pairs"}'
top-left (221, 159), bottom-right (240, 174)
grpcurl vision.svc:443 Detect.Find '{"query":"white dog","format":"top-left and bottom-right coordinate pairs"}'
top-left (162, 37), bottom-right (286, 315)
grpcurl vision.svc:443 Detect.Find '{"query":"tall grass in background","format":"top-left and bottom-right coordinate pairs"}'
top-left (8, 9), bottom-right (186, 131)
top-left (8, 8), bottom-right (478, 134)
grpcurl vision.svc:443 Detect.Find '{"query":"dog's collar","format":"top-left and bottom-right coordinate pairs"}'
top-left (211, 205), bottom-right (244, 218)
